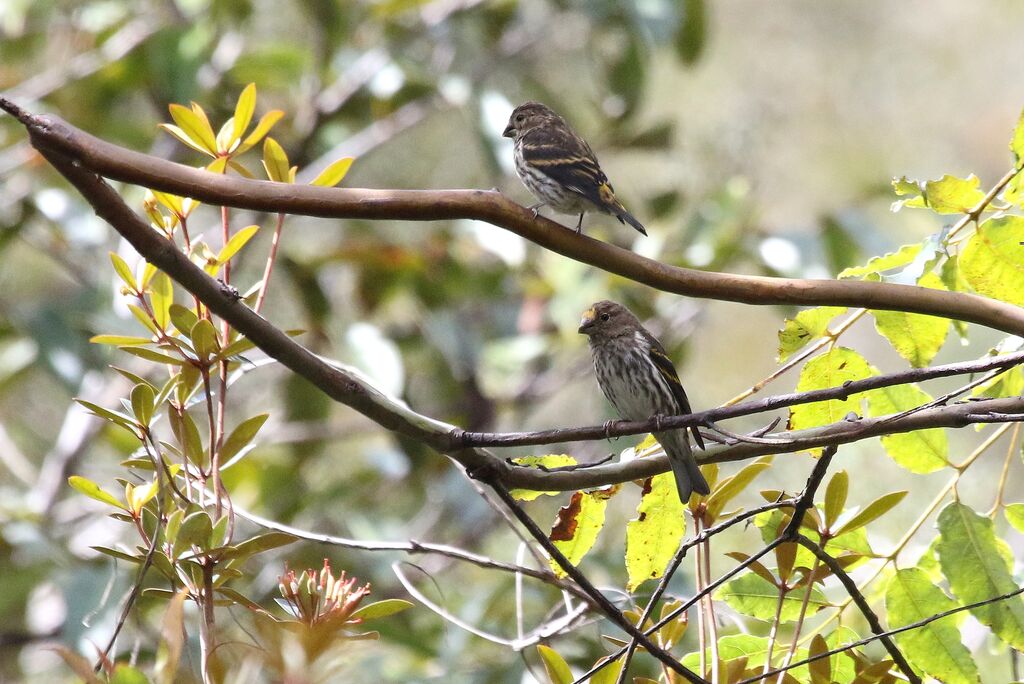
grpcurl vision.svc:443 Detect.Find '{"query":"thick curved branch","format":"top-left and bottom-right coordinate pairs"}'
top-left (6, 100), bottom-right (1024, 336)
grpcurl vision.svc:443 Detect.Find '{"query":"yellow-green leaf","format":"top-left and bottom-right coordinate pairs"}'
top-left (900, 174), bottom-right (986, 214)
top-left (1011, 106), bottom-right (1024, 166)
top-left (90, 335), bottom-right (152, 346)
top-left (130, 383), bottom-right (155, 426)
top-left (167, 103), bottom-right (217, 155)
top-left (886, 568), bottom-right (979, 684)
top-left (777, 307), bottom-right (846, 362)
top-left (262, 137), bottom-right (291, 183)
top-left (150, 272), bottom-right (173, 331)
top-left (960, 216), bottom-right (1024, 306)
top-left (233, 83), bottom-right (257, 142)
top-left (349, 598), bottom-right (413, 621)
top-left (121, 346), bottom-right (185, 366)
top-left (190, 319), bottom-right (219, 358)
top-left (1005, 503), bottom-right (1024, 534)
top-left (839, 243), bottom-right (922, 279)
top-left (823, 470), bottom-right (848, 529)
top-left (217, 224), bottom-right (259, 265)
top-left (549, 491), bottom-right (607, 578)
top-left (789, 347), bottom-right (876, 434)
top-left (158, 123), bottom-right (213, 156)
top-left (715, 573), bottom-right (828, 622)
top-left (866, 383), bottom-right (948, 473)
top-left (220, 413), bottom-right (269, 464)
top-left (110, 252), bottom-right (137, 291)
top-left (68, 475), bottom-right (127, 510)
top-left (834, 491), bottom-right (907, 536)
top-left (872, 272), bottom-right (949, 367)
top-left (936, 502), bottom-right (1024, 651)
top-left (155, 588), bottom-right (189, 684)
top-left (537, 645), bottom-right (573, 684)
top-left (310, 157), bottom-right (355, 187)
top-left (510, 455), bottom-right (577, 501)
top-left (704, 458), bottom-right (772, 522)
top-left (236, 109), bottom-right (285, 155)
top-left (625, 473), bottom-right (685, 590)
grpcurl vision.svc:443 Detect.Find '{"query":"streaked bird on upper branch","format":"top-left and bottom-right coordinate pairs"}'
top-left (578, 300), bottom-right (708, 503)
top-left (502, 101), bottom-right (647, 237)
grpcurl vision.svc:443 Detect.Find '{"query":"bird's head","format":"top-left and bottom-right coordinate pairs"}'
top-left (503, 101), bottom-right (562, 139)
top-left (578, 300), bottom-right (640, 339)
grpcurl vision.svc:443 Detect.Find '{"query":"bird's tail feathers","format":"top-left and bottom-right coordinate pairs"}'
top-left (597, 182), bottom-right (647, 235)
top-left (614, 207), bottom-right (647, 236)
top-left (657, 430), bottom-right (710, 504)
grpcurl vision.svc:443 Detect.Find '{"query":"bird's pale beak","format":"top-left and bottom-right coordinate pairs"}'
top-left (502, 123), bottom-right (515, 138)
top-left (578, 308), bottom-right (596, 334)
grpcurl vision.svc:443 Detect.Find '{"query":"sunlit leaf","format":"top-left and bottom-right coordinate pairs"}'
top-left (90, 335), bottom-right (153, 346)
top-left (168, 304), bottom-right (198, 337)
top-left (510, 455), bottom-right (577, 501)
top-left (220, 413), bottom-right (270, 464)
top-left (871, 272), bottom-right (950, 367)
top-left (110, 252), bottom-right (137, 291)
top-left (788, 347), bottom-right (877, 442)
top-left (715, 573), bottom-right (828, 622)
top-left (886, 567), bottom-right (979, 684)
top-left (150, 272), bottom-right (173, 331)
top-left (236, 109), bottom-right (285, 154)
top-left (155, 588), bottom-right (189, 684)
top-left (349, 598), bottom-right (414, 621)
top-left (835, 491), bottom-right (907, 536)
top-left (217, 224), bottom-right (259, 264)
top-left (310, 157), bottom-right (354, 187)
top-left (121, 346), bottom-right (185, 366)
top-left (537, 644), bottom-right (573, 684)
top-left (68, 475), bottom-right (126, 510)
top-left (777, 307), bottom-right (846, 363)
top-left (233, 83), bottom-right (257, 143)
top-left (167, 104), bottom-right (217, 155)
top-left (221, 531), bottom-right (297, 561)
top-left (190, 318), bottom-right (219, 358)
top-left (1010, 106), bottom-right (1024, 167)
top-left (960, 216), bottom-right (1024, 306)
top-left (262, 137), bottom-right (291, 183)
top-left (823, 470), bottom-right (848, 530)
top-left (130, 383), bottom-right (155, 426)
top-left (839, 243), bottom-right (922, 279)
top-left (936, 502), bottom-right (1024, 650)
top-left (704, 458), bottom-right (772, 521)
top-left (866, 383), bottom-right (948, 473)
top-left (1005, 503), bottom-right (1024, 534)
top-left (897, 174), bottom-right (985, 214)
top-left (549, 491), bottom-right (607, 577)
top-left (625, 473), bottom-right (685, 590)
top-left (159, 123), bottom-right (213, 156)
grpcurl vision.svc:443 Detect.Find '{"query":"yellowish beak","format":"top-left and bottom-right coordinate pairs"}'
top-left (578, 308), bottom-right (596, 334)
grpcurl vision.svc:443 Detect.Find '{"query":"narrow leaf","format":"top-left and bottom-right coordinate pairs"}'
top-left (310, 157), bottom-right (354, 187)
top-left (68, 475), bottom-right (126, 509)
top-left (823, 470), bottom-right (848, 529)
top-left (835, 491), bottom-right (907, 536)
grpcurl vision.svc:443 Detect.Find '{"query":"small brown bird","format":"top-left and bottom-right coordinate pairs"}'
top-left (579, 300), bottom-right (708, 503)
top-left (502, 101), bottom-right (647, 236)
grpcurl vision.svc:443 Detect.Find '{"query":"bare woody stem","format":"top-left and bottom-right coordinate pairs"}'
top-left (6, 101), bottom-right (1024, 337)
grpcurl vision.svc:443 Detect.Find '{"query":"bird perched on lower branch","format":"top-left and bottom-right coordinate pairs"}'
top-left (502, 101), bottom-right (647, 237)
top-left (578, 300), bottom-right (708, 503)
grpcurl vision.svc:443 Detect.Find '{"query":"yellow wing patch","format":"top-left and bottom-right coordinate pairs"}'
top-left (598, 183), bottom-right (617, 206)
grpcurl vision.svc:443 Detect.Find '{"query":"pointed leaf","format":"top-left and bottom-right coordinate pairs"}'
top-left (537, 644), bottom-right (573, 684)
top-left (866, 383), bottom-right (948, 473)
top-left (310, 157), bottom-right (354, 187)
top-left (68, 476), bottom-right (126, 509)
top-left (625, 473), bottom-right (685, 590)
top-left (788, 347), bottom-right (876, 443)
top-left (159, 124), bottom-right (214, 156)
top-left (839, 243), bottom-right (922, 279)
top-left (349, 598), bottom-right (414, 621)
top-left (167, 104), bottom-right (217, 154)
top-left (886, 568), bottom-right (979, 684)
top-left (549, 491), bottom-right (607, 578)
top-left (130, 383), bottom-right (156, 426)
top-left (871, 272), bottom-right (949, 367)
top-left (835, 491), bottom-right (907, 536)
top-left (190, 318), bottom-right (219, 358)
top-left (220, 413), bottom-right (269, 464)
top-left (262, 137), bottom-right (291, 183)
top-left (823, 470), bottom-right (848, 529)
top-left (90, 335), bottom-right (153, 346)
top-left (150, 272), bottom-right (173, 331)
top-left (217, 224), bottom-right (259, 264)
top-left (936, 502), bottom-right (1024, 650)
top-left (715, 573), bottom-right (828, 621)
top-left (961, 216), bottom-right (1024, 306)
top-left (509, 454), bottom-right (578, 501)
top-left (235, 110), bottom-right (285, 154)
top-left (1005, 503), bottom-right (1024, 534)
top-left (777, 307), bottom-right (846, 362)
top-left (128, 303), bottom-right (160, 336)
top-left (121, 346), bottom-right (185, 366)
top-left (168, 304), bottom-right (198, 337)
top-left (233, 83), bottom-right (257, 142)
top-left (110, 252), bottom-right (137, 291)
top-left (155, 588), bottom-right (189, 684)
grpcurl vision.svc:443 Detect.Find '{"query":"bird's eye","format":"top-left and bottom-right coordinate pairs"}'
top-left (515, 114), bottom-right (525, 124)
top-left (600, 313), bottom-right (610, 322)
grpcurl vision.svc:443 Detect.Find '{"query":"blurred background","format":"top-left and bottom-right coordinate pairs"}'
top-left (2, 0), bottom-right (1023, 681)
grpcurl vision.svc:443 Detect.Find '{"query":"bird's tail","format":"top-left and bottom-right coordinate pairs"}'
top-left (656, 430), bottom-right (710, 504)
top-left (596, 183), bottom-right (647, 235)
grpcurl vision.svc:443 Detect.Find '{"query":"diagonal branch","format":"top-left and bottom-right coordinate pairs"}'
top-left (5, 99), bottom-right (1024, 337)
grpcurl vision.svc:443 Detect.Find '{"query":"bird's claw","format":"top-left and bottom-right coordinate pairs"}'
top-left (603, 419), bottom-right (619, 441)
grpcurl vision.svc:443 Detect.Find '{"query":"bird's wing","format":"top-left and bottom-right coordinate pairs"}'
top-left (520, 126), bottom-right (612, 207)
top-left (646, 334), bottom-right (706, 450)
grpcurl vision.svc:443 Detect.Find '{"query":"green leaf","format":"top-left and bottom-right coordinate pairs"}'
top-left (222, 531), bottom-right (297, 561)
top-left (168, 405), bottom-right (205, 467)
top-left (76, 399), bottom-right (140, 433)
top-left (823, 470), bottom-right (848, 530)
top-left (1011, 106), bottom-right (1024, 166)
top-left (349, 598), bottom-right (414, 622)
top-left (90, 335), bottom-right (152, 346)
top-left (110, 252), bottom-right (138, 291)
top-left (960, 216), bottom-right (1024, 306)
top-left (175, 511), bottom-right (213, 556)
top-left (886, 568), bottom-right (979, 684)
top-left (68, 475), bottom-right (126, 510)
top-left (834, 491), bottom-right (907, 536)
top-left (777, 307), bottom-right (846, 362)
top-left (509, 455), bottom-right (577, 501)
top-left (898, 174), bottom-right (986, 214)
top-left (626, 473), bottom-right (686, 590)
top-left (262, 137), bottom-right (291, 182)
top-left (972, 366), bottom-right (1023, 399)
top-left (871, 272), bottom-right (950, 367)
top-left (682, 634), bottom-right (773, 672)
top-left (167, 103), bottom-right (217, 155)
top-left (1005, 503), bottom-right (1024, 534)
top-left (216, 334), bottom-right (258, 361)
top-left (121, 346), bottom-right (185, 366)
top-left (866, 383), bottom-right (948, 473)
top-left (150, 272), bottom-right (174, 331)
top-left (217, 224), bottom-right (260, 264)
top-left (128, 303), bottom-right (160, 336)
top-left (220, 413), bottom-right (269, 464)
top-left (839, 243), bottom-right (922, 279)
top-left (789, 347), bottom-right (876, 434)
top-left (715, 573), bottom-right (828, 622)
top-left (936, 502), bottom-right (1024, 651)
top-left (168, 304), bottom-right (198, 337)
top-left (232, 83), bottom-right (257, 143)
top-left (549, 491), bottom-right (607, 578)
top-left (537, 644), bottom-right (573, 684)
top-left (807, 634), bottom-right (831, 684)
top-left (310, 157), bottom-right (354, 187)
top-left (704, 458), bottom-right (772, 522)
top-left (130, 383), bottom-right (156, 426)
top-left (190, 318), bottom-right (219, 358)
top-left (110, 664), bottom-right (149, 684)
top-left (236, 109), bottom-right (285, 155)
